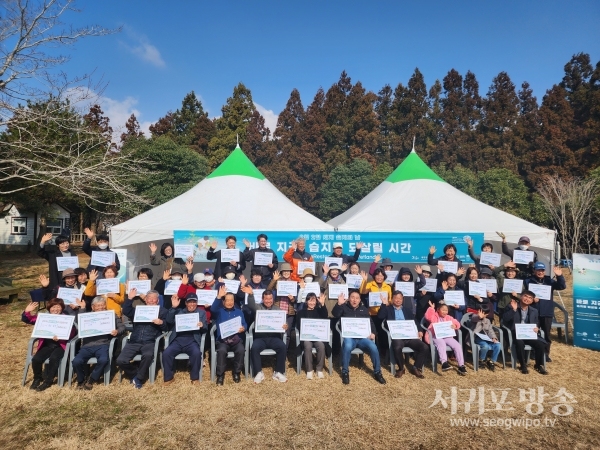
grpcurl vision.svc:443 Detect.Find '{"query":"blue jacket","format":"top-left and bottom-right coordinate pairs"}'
top-left (210, 299), bottom-right (247, 341)
top-left (524, 274), bottom-right (566, 317)
top-left (122, 299), bottom-right (168, 344)
top-left (166, 306), bottom-right (207, 347)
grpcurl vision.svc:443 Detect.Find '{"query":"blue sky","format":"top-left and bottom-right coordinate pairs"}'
top-left (60, 0), bottom-right (600, 136)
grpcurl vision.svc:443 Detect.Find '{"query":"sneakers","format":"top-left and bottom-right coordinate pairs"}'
top-left (534, 365), bottom-right (548, 375)
top-left (341, 372), bottom-right (350, 385)
top-left (272, 372), bottom-right (288, 383)
top-left (457, 366), bottom-right (467, 376)
top-left (131, 377), bottom-right (143, 389)
top-left (253, 371), bottom-right (265, 384)
top-left (317, 371), bottom-right (324, 379)
top-left (30, 378), bottom-right (42, 390)
top-left (306, 371), bottom-right (313, 380)
top-left (374, 371), bottom-right (386, 384)
top-left (232, 372), bottom-right (241, 383)
top-left (486, 360), bottom-right (495, 371)
top-left (441, 362), bottom-right (451, 371)
top-left (216, 375), bottom-right (224, 386)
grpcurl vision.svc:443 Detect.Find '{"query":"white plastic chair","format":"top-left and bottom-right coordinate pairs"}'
top-left (22, 337), bottom-right (75, 388)
top-left (502, 325), bottom-right (546, 369)
top-left (68, 336), bottom-right (118, 387)
top-left (248, 323), bottom-right (286, 377)
top-left (381, 320), bottom-right (415, 376)
top-left (118, 332), bottom-right (167, 384)
top-left (294, 327), bottom-right (333, 376)
top-left (419, 317), bottom-right (463, 373)
top-left (159, 330), bottom-right (207, 382)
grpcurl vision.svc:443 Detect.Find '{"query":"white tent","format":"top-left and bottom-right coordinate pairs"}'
top-left (328, 149), bottom-right (556, 253)
top-left (111, 145), bottom-right (333, 276)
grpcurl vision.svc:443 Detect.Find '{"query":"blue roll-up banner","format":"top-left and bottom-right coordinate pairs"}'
top-left (173, 230), bottom-right (484, 264)
top-left (573, 253), bottom-right (600, 351)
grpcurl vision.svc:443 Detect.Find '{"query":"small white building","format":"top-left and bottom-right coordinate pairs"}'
top-left (0, 203), bottom-right (71, 251)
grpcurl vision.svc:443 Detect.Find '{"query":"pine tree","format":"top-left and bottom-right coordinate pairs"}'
top-left (120, 113), bottom-right (144, 144)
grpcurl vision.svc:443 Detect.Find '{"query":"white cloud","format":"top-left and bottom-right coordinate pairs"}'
top-left (121, 28), bottom-right (165, 68)
top-left (100, 96), bottom-right (153, 140)
top-left (254, 102), bottom-right (278, 135)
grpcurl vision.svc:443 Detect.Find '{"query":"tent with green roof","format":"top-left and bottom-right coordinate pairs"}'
top-left (328, 149), bottom-right (556, 251)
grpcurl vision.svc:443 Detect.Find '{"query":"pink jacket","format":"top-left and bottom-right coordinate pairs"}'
top-left (424, 306), bottom-right (460, 344)
top-left (22, 311), bottom-right (76, 351)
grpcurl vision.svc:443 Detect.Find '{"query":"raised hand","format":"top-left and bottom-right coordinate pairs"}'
top-left (356, 242), bottom-right (364, 250)
top-left (41, 232), bottom-right (53, 244)
top-left (149, 243), bottom-right (157, 254)
top-left (163, 269), bottom-right (171, 281)
top-left (465, 237), bottom-right (473, 248)
top-left (415, 265), bottom-right (422, 274)
top-left (240, 285), bottom-right (253, 295)
top-left (75, 299), bottom-right (86, 309)
top-left (429, 246), bottom-right (436, 255)
top-left (374, 254), bottom-right (381, 263)
top-left (182, 274), bottom-right (189, 285)
top-left (89, 269), bottom-right (98, 282)
top-left (322, 264), bottom-right (330, 275)
top-left (39, 274), bottom-right (50, 288)
top-left (428, 300), bottom-right (434, 309)
top-left (457, 267), bottom-right (466, 276)
top-left (510, 298), bottom-right (518, 311)
top-left (171, 295), bottom-right (180, 308)
top-left (210, 239), bottom-right (218, 249)
top-left (553, 266), bottom-right (563, 276)
top-left (441, 280), bottom-right (449, 291)
top-left (381, 293), bottom-right (388, 306)
top-left (243, 238), bottom-right (251, 248)
top-left (84, 227), bottom-right (94, 239)
top-left (341, 263), bottom-right (348, 272)
top-left (318, 293), bottom-right (326, 306)
top-left (337, 292), bottom-right (346, 305)
top-left (218, 284), bottom-right (227, 298)
top-left (25, 302), bottom-right (39, 313)
top-left (272, 270), bottom-right (281, 281)
top-left (239, 275), bottom-right (247, 286)
top-left (128, 288), bottom-right (137, 300)
top-left (360, 270), bottom-right (368, 281)
top-left (185, 260), bottom-right (194, 273)
top-left (437, 263), bottom-right (444, 272)
top-left (291, 241), bottom-right (297, 251)
top-left (496, 231), bottom-right (506, 241)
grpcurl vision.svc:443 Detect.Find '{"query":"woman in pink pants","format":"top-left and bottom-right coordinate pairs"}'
top-left (424, 301), bottom-right (467, 376)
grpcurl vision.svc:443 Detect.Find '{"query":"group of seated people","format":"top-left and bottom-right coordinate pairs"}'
top-left (23, 230), bottom-right (565, 390)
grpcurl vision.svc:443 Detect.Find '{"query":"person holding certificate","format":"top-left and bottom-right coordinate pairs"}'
top-left (465, 238), bottom-right (497, 272)
top-left (330, 241), bottom-right (363, 267)
top-left (424, 301), bottom-right (466, 375)
top-left (154, 268), bottom-right (185, 306)
top-left (82, 228), bottom-right (120, 279)
top-left (498, 234), bottom-right (537, 279)
top-left (40, 268), bottom-right (87, 315)
top-left (242, 234), bottom-right (278, 285)
top-left (320, 262), bottom-right (348, 317)
top-left (377, 291), bottom-right (428, 379)
top-left (297, 268), bottom-right (318, 304)
top-left (360, 268), bottom-right (392, 356)
top-left (332, 291), bottom-right (386, 385)
top-left (494, 262), bottom-right (521, 320)
top-left (427, 244), bottom-right (463, 274)
top-left (470, 305), bottom-right (501, 371)
top-left (296, 293), bottom-right (329, 379)
top-left (206, 235), bottom-right (246, 279)
top-left (501, 290), bottom-right (548, 374)
top-left (433, 273), bottom-right (465, 322)
top-left (461, 267), bottom-right (496, 318)
top-left (525, 262), bottom-right (566, 363)
top-left (415, 265), bottom-right (437, 323)
top-left (21, 298), bottom-right (77, 391)
top-left (283, 237), bottom-right (314, 282)
top-left (83, 265), bottom-right (126, 318)
top-left (397, 266), bottom-right (427, 317)
top-left (267, 263), bottom-right (297, 349)
top-left (163, 293), bottom-right (207, 385)
top-left (176, 272), bottom-right (213, 322)
top-left (127, 268), bottom-right (154, 308)
top-left (211, 286), bottom-right (248, 385)
top-left (38, 231), bottom-right (77, 288)
top-left (72, 296), bottom-right (125, 390)
top-left (149, 242), bottom-right (189, 285)
top-left (117, 290), bottom-right (168, 389)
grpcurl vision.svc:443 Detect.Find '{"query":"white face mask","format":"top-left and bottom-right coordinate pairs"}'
top-left (304, 276), bottom-right (313, 283)
top-left (204, 275), bottom-right (213, 282)
top-left (171, 276), bottom-right (182, 281)
top-left (98, 243), bottom-right (108, 250)
top-left (519, 244), bottom-right (529, 250)
top-left (225, 273), bottom-right (235, 280)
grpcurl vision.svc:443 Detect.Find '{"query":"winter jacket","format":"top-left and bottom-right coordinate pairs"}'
top-left (524, 274), bottom-right (566, 317)
top-left (175, 283), bottom-right (213, 322)
top-left (210, 299), bottom-right (248, 341)
top-left (330, 249), bottom-right (361, 265)
top-left (320, 273), bottom-right (347, 317)
top-left (494, 267), bottom-right (520, 315)
top-left (501, 242), bottom-right (538, 279)
top-left (122, 299), bottom-right (168, 344)
top-left (267, 278), bottom-right (297, 316)
top-left (360, 280), bottom-right (392, 316)
top-left (206, 248), bottom-right (246, 279)
top-left (166, 306), bottom-right (207, 347)
top-left (150, 253), bottom-right (188, 285)
top-left (84, 279), bottom-right (126, 317)
top-left (242, 246), bottom-right (278, 280)
top-left (38, 245), bottom-right (76, 289)
top-left (331, 301), bottom-right (376, 335)
top-left (427, 253), bottom-right (463, 270)
top-left (82, 238), bottom-right (120, 277)
top-left (283, 247), bottom-right (314, 282)
top-left (470, 315), bottom-right (498, 341)
top-left (424, 306), bottom-right (461, 344)
top-left (22, 311), bottom-right (77, 351)
top-left (396, 267), bottom-right (426, 317)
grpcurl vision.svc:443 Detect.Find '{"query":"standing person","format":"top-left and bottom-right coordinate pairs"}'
top-left (38, 231), bottom-right (76, 288)
top-left (284, 237), bottom-right (314, 282)
top-left (427, 244), bottom-right (463, 271)
top-left (82, 227), bottom-right (120, 278)
top-left (396, 266), bottom-right (426, 318)
top-left (424, 301), bottom-right (467, 376)
top-left (499, 234), bottom-right (538, 279)
top-left (243, 234), bottom-right (278, 285)
top-left (297, 268), bottom-right (318, 305)
top-left (465, 238), bottom-right (496, 272)
top-left (39, 270), bottom-right (86, 316)
top-left (415, 264), bottom-right (436, 323)
top-left (461, 267), bottom-right (494, 315)
top-left (524, 262), bottom-right (566, 362)
top-left (207, 236), bottom-right (246, 280)
top-left (495, 262), bottom-right (520, 320)
top-left (149, 242), bottom-right (188, 285)
top-left (330, 242), bottom-right (363, 266)
top-left (296, 293), bottom-right (329, 379)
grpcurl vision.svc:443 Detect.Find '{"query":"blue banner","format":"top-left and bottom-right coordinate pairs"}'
top-left (573, 254), bottom-right (600, 351)
top-left (173, 230), bottom-right (484, 264)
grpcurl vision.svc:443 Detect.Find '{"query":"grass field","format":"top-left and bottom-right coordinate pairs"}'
top-left (0, 252), bottom-right (598, 449)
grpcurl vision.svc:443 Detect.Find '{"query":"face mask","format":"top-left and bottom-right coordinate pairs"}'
top-left (171, 276), bottom-right (181, 281)
top-left (204, 275), bottom-right (213, 282)
top-left (225, 273), bottom-right (235, 280)
top-left (98, 243), bottom-right (108, 250)
top-left (304, 276), bottom-right (313, 283)
top-left (519, 245), bottom-right (528, 250)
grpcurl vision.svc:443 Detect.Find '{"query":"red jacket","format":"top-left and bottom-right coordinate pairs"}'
top-left (176, 283), bottom-right (212, 322)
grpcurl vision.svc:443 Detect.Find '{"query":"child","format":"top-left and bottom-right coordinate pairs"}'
top-left (424, 301), bottom-right (466, 375)
top-left (470, 305), bottom-right (501, 370)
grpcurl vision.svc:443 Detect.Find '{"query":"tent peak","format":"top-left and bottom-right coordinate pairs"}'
top-left (206, 145), bottom-right (265, 180)
top-left (385, 151), bottom-right (445, 183)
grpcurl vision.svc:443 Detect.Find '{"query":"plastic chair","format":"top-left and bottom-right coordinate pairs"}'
top-left (22, 337), bottom-right (75, 387)
top-left (210, 324), bottom-right (249, 381)
top-left (334, 320), bottom-right (365, 368)
top-left (248, 323), bottom-right (286, 377)
top-left (551, 301), bottom-right (569, 344)
top-left (460, 313), bottom-right (506, 371)
top-left (159, 330), bottom-right (206, 382)
top-left (294, 327), bottom-right (333, 376)
top-left (501, 325), bottom-right (547, 369)
top-left (118, 332), bottom-right (167, 384)
top-left (68, 336), bottom-right (118, 386)
top-left (381, 320), bottom-right (415, 376)
top-left (419, 317), bottom-right (463, 373)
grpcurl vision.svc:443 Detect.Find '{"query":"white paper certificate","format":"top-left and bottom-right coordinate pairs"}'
top-left (255, 310), bottom-right (287, 333)
top-left (175, 312), bottom-right (200, 332)
top-left (432, 321), bottom-right (456, 339)
top-left (78, 310), bottom-right (115, 338)
top-left (90, 251), bottom-right (115, 267)
top-left (96, 278), bottom-right (120, 295)
top-left (245, 289), bottom-right (265, 305)
top-left (297, 261), bottom-right (316, 275)
top-left (254, 252), bottom-right (273, 266)
top-left (515, 323), bottom-right (538, 340)
top-left (341, 317), bottom-right (371, 339)
top-left (221, 249), bottom-right (240, 262)
top-left (328, 284), bottom-right (348, 299)
top-left (277, 281), bottom-right (298, 296)
top-left (57, 287), bottom-right (81, 305)
top-left (133, 305), bottom-right (160, 322)
top-left (31, 313), bottom-right (75, 340)
top-left (302, 282), bottom-right (320, 298)
top-left (219, 316), bottom-right (242, 339)
top-left (368, 291), bottom-right (387, 307)
top-left (395, 282), bottom-right (415, 297)
top-left (196, 289), bottom-right (216, 306)
top-left (422, 278), bottom-right (438, 293)
top-left (174, 245), bottom-right (194, 259)
top-left (345, 274), bottom-right (363, 289)
top-left (502, 278), bottom-right (523, 293)
top-left (385, 270), bottom-right (399, 284)
top-left (441, 261), bottom-right (458, 274)
top-left (476, 332), bottom-right (493, 342)
top-left (478, 278), bottom-right (498, 294)
top-left (56, 256), bottom-right (79, 271)
top-left (443, 290), bottom-right (465, 306)
top-left (388, 320), bottom-right (419, 340)
top-left (324, 257), bottom-right (343, 269)
top-left (528, 284), bottom-right (552, 300)
top-left (127, 280), bottom-right (151, 295)
top-left (223, 279), bottom-right (240, 294)
top-left (479, 252), bottom-right (502, 266)
top-left (469, 281), bottom-right (488, 297)
top-left (164, 280), bottom-right (182, 295)
top-left (513, 250), bottom-right (535, 265)
top-left (300, 319), bottom-right (330, 342)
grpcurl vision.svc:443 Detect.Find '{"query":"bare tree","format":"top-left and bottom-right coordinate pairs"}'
top-left (537, 175), bottom-right (600, 263)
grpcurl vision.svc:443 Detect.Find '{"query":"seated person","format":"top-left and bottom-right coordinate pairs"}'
top-left (424, 301), bottom-right (466, 375)
top-left (117, 290), bottom-right (168, 388)
top-left (377, 291), bottom-right (428, 379)
top-left (72, 296), bottom-right (125, 389)
top-left (83, 265), bottom-right (125, 317)
top-left (332, 291), bottom-right (386, 385)
top-left (22, 298), bottom-right (77, 391)
top-left (82, 228), bottom-right (120, 278)
top-left (501, 290), bottom-right (548, 375)
top-left (296, 292), bottom-right (329, 379)
top-left (470, 305), bottom-right (501, 371)
top-left (211, 286), bottom-right (248, 385)
top-left (163, 293), bottom-right (207, 385)
top-left (244, 289), bottom-right (288, 384)
top-left (38, 231), bottom-right (76, 288)
top-left (177, 272), bottom-right (212, 321)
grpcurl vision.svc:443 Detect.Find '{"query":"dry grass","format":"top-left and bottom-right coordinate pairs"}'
top-left (0, 253), bottom-right (599, 449)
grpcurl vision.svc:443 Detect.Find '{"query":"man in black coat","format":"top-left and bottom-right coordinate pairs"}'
top-left (242, 233), bottom-right (278, 285)
top-left (207, 235), bottom-right (246, 279)
top-left (38, 231), bottom-right (76, 288)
